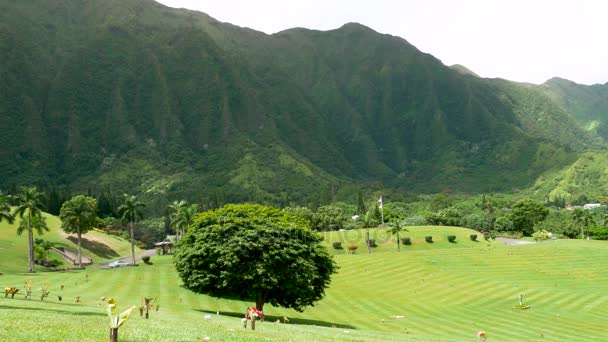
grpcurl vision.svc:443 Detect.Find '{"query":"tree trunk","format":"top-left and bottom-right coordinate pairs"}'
top-left (130, 221), bottom-right (135, 265)
top-left (109, 328), bottom-right (118, 342)
top-left (28, 212), bottom-right (35, 273)
top-left (581, 224), bottom-right (584, 239)
top-left (251, 316), bottom-right (255, 330)
top-left (77, 228), bottom-right (83, 268)
top-left (397, 232), bottom-right (400, 252)
top-left (256, 293), bottom-right (265, 312)
top-left (366, 230), bottom-right (371, 254)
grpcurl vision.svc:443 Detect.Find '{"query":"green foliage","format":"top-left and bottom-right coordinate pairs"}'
top-left (59, 195), bottom-right (97, 267)
top-left (470, 234), bottom-right (477, 241)
top-left (425, 236), bottom-right (433, 243)
top-left (13, 187), bottom-right (47, 272)
top-left (118, 194), bottom-right (145, 265)
top-left (509, 199), bottom-right (549, 236)
top-left (332, 242), bottom-right (342, 250)
top-left (173, 204), bottom-right (337, 312)
top-left (141, 256), bottom-right (151, 263)
top-left (588, 226), bottom-right (608, 240)
top-left (494, 215), bottom-right (514, 232)
top-left (532, 230), bottom-right (552, 241)
top-left (0, 192), bottom-right (14, 224)
top-left (312, 205), bottom-right (348, 231)
top-left (427, 207), bottom-right (463, 226)
top-left (447, 235), bottom-right (456, 243)
top-left (401, 237), bottom-right (412, 245)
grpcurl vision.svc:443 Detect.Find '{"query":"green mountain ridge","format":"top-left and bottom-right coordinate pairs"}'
top-left (0, 0), bottom-right (606, 209)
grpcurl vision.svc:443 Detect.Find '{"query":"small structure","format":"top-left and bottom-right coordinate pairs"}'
top-left (154, 241), bottom-right (173, 255)
top-left (583, 203), bottom-right (601, 210)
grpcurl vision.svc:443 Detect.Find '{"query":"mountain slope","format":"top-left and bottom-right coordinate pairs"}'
top-left (541, 77), bottom-right (608, 140)
top-left (0, 0), bottom-right (601, 209)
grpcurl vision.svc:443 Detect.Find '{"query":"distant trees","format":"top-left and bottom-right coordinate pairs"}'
top-left (509, 199), bottom-right (548, 236)
top-left (59, 195), bottom-right (98, 268)
top-left (118, 194), bottom-right (145, 265)
top-left (0, 191), bottom-right (14, 224)
top-left (13, 187), bottom-right (47, 272)
top-left (572, 208), bottom-right (595, 239)
top-left (168, 200), bottom-right (198, 240)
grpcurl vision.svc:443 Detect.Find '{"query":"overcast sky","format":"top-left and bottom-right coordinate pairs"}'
top-left (157, 0), bottom-right (607, 85)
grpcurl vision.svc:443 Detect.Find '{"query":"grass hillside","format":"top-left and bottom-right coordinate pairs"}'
top-left (0, 211), bottom-right (133, 273)
top-left (1, 238), bottom-right (607, 341)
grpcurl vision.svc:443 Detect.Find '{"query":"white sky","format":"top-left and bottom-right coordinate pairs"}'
top-left (157, 0), bottom-right (607, 85)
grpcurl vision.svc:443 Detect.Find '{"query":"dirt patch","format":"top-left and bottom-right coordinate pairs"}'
top-left (495, 237), bottom-right (535, 245)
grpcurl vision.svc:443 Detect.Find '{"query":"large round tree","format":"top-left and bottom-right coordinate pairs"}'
top-left (59, 195), bottom-right (98, 268)
top-left (174, 204), bottom-right (337, 312)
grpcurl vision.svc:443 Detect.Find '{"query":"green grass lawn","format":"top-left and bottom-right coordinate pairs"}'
top-left (0, 212), bottom-right (133, 273)
top-left (1, 232), bottom-right (607, 341)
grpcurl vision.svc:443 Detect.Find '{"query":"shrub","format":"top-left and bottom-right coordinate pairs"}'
top-left (366, 239), bottom-right (377, 247)
top-left (470, 234), bottom-right (478, 241)
top-left (588, 226), bottom-right (608, 240)
top-left (401, 237), bottom-right (411, 245)
top-left (483, 232), bottom-right (491, 240)
top-left (447, 235), bottom-right (456, 243)
top-left (532, 230), bottom-right (551, 241)
top-left (347, 245), bottom-right (358, 254)
top-left (425, 236), bottom-right (433, 243)
top-left (332, 242), bottom-right (343, 249)
top-left (141, 256), bottom-right (151, 264)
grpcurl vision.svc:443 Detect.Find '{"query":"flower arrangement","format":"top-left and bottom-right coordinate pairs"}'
top-left (477, 331), bottom-right (487, 341)
top-left (4, 287), bottom-right (19, 299)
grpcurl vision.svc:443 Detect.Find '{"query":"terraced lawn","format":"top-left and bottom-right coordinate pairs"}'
top-left (1, 233), bottom-right (607, 341)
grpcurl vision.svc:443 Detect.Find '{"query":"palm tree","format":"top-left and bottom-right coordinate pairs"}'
top-left (168, 200), bottom-right (187, 240)
top-left (179, 204), bottom-right (198, 238)
top-left (117, 194), bottom-right (145, 265)
top-left (389, 220), bottom-right (407, 252)
top-left (13, 187), bottom-right (47, 272)
top-left (35, 238), bottom-right (54, 265)
top-left (0, 191), bottom-right (14, 224)
top-left (59, 195), bottom-right (98, 268)
top-left (572, 208), bottom-right (595, 240)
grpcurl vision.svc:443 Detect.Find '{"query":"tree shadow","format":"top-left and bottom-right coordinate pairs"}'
top-left (0, 304), bottom-right (104, 316)
top-left (196, 309), bottom-right (356, 329)
top-left (66, 236), bottom-right (119, 258)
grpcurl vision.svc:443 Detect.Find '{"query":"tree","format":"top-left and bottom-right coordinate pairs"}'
top-left (0, 191), bottom-right (14, 224)
top-left (168, 200), bottom-right (187, 240)
top-left (59, 195), bottom-right (98, 268)
top-left (13, 187), bottom-right (47, 272)
top-left (117, 194), bottom-right (145, 265)
top-left (35, 238), bottom-right (54, 264)
top-left (356, 191), bottom-right (367, 215)
top-left (312, 205), bottom-right (347, 231)
top-left (174, 204), bottom-right (337, 312)
top-left (389, 220), bottom-right (406, 252)
top-left (509, 199), bottom-right (549, 236)
top-left (572, 208), bottom-right (595, 239)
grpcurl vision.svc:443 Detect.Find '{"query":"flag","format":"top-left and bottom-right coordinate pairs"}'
top-left (378, 195), bottom-right (383, 209)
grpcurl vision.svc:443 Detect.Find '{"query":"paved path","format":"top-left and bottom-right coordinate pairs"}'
top-left (98, 249), bottom-right (157, 268)
top-left (495, 237), bottom-right (535, 245)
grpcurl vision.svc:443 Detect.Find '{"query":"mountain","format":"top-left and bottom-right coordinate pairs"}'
top-left (540, 77), bottom-right (608, 140)
top-left (449, 64), bottom-right (479, 77)
top-left (0, 0), bottom-right (603, 211)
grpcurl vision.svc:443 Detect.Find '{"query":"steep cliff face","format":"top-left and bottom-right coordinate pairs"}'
top-left (0, 0), bottom-right (600, 208)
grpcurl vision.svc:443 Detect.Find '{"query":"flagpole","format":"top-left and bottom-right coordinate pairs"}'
top-left (379, 194), bottom-right (384, 226)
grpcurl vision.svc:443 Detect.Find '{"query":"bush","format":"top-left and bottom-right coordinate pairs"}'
top-left (532, 230), bottom-right (551, 241)
top-left (447, 235), bottom-right (456, 243)
top-left (483, 232), bottom-right (491, 240)
top-left (425, 236), bottom-right (433, 243)
top-left (366, 239), bottom-right (377, 247)
top-left (141, 256), bottom-right (151, 264)
top-left (401, 237), bottom-right (411, 245)
top-left (347, 245), bottom-right (358, 254)
top-left (332, 242), bottom-right (343, 249)
top-left (588, 226), bottom-right (608, 240)
top-left (470, 234), bottom-right (478, 241)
